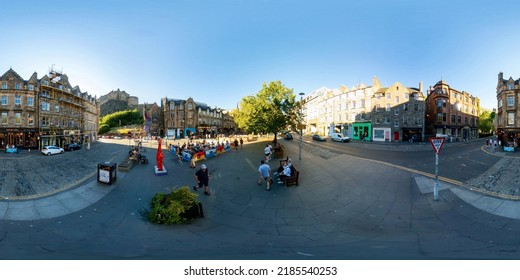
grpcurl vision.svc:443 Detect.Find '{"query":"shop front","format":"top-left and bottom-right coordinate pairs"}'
top-left (185, 127), bottom-right (196, 138)
top-left (352, 122), bottom-right (372, 141)
top-left (329, 123), bottom-right (350, 138)
top-left (402, 128), bottom-right (423, 142)
top-left (0, 129), bottom-right (38, 150)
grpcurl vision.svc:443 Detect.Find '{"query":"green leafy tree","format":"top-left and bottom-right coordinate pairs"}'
top-left (479, 109), bottom-right (495, 136)
top-left (234, 81), bottom-right (297, 142)
top-left (98, 109), bottom-right (144, 134)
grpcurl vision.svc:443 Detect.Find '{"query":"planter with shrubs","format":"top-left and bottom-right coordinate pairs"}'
top-left (147, 186), bottom-right (204, 224)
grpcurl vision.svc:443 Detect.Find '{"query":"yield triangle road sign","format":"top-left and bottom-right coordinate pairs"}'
top-left (429, 137), bottom-right (445, 154)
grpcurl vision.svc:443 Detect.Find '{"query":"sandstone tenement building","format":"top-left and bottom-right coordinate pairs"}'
top-left (496, 72), bottom-right (520, 145)
top-left (0, 68), bottom-right (100, 150)
top-left (424, 80), bottom-right (480, 141)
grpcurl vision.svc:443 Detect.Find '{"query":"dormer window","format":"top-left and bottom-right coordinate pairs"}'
top-left (508, 83), bottom-right (514, 90)
top-left (15, 83), bottom-right (21, 90)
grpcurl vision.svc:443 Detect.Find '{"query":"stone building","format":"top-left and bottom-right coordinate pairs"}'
top-left (196, 103), bottom-right (225, 137)
top-left (162, 97), bottom-right (198, 139)
top-left (424, 80), bottom-right (479, 141)
top-left (39, 69), bottom-right (100, 147)
top-left (162, 97), bottom-right (235, 139)
top-left (0, 68), bottom-right (39, 149)
top-left (0, 68), bottom-right (100, 150)
top-left (79, 86), bottom-right (100, 144)
top-left (369, 81), bottom-right (425, 142)
top-left (496, 72), bottom-right (520, 145)
top-left (302, 77), bottom-right (425, 142)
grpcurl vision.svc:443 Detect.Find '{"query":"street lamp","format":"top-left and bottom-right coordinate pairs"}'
top-left (299, 92), bottom-right (305, 161)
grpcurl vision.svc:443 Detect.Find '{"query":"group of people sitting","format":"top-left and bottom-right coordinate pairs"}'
top-left (171, 140), bottom-right (232, 168)
top-left (273, 159), bottom-right (292, 185)
top-left (128, 146), bottom-right (146, 162)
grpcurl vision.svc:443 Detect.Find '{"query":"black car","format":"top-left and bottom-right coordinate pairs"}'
top-left (312, 134), bottom-right (327, 141)
top-left (64, 143), bottom-right (82, 151)
top-left (284, 133), bottom-right (293, 140)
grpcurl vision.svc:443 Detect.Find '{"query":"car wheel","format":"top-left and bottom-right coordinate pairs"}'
top-left (47, 152), bottom-right (51, 156)
top-left (60, 150), bottom-right (64, 154)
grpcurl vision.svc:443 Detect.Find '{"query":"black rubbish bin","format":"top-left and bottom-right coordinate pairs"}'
top-left (98, 162), bottom-right (117, 185)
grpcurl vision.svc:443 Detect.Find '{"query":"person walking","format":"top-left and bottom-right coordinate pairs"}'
top-left (239, 137), bottom-right (243, 149)
top-left (193, 164), bottom-right (210, 195)
top-left (258, 160), bottom-right (272, 191)
top-left (264, 144), bottom-right (271, 162)
top-left (234, 139), bottom-right (239, 150)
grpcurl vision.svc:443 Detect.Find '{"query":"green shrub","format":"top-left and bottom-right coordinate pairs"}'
top-left (98, 123), bottom-right (110, 134)
top-left (147, 186), bottom-right (199, 224)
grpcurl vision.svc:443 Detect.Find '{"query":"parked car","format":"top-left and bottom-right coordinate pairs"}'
top-left (330, 133), bottom-right (350, 142)
top-left (64, 143), bottom-right (82, 151)
top-left (312, 134), bottom-right (327, 141)
top-left (42, 145), bottom-right (64, 156)
top-left (284, 133), bottom-right (293, 140)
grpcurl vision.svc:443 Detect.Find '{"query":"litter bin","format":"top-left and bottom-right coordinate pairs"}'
top-left (98, 162), bottom-right (117, 185)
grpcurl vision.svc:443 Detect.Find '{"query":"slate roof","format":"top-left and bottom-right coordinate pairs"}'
top-left (0, 68), bottom-right (24, 81)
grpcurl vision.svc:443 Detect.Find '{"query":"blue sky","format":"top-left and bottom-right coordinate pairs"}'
top-left (1, 0), bottom-right (519, 110)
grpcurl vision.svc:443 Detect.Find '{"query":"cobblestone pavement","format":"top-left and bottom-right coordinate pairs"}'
top-left (0, 141), bottom-right (128, 199)
top-left (466, 153), bottom-right (520, 199)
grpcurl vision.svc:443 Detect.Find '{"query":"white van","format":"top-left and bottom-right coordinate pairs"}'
top-left (330, 133), bottom-right (351, 142)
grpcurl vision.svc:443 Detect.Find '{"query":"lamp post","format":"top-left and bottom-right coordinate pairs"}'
top-left (456, 102), bottom-right (462, 140)
top-left (299, 92), bottom-right (305, 161)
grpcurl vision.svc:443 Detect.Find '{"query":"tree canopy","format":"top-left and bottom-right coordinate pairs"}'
top-left (99, 109), bottom-right (143, 134)
top-left (233, 81), bottom-right (298, 140)
top-left (479, 109), bottom-right (495, 136)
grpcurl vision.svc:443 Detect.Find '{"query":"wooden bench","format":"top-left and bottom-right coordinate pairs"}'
top-left (281, 165), bottom-right (299, 187)
top-left (277, 157), bottom-right (299, 187)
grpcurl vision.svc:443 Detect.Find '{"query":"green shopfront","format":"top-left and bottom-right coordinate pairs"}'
top-left (352, 122), bottom-right (372, 141)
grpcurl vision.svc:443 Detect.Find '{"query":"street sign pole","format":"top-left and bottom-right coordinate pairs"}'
top-left (434, 152), bottom-right (439, 201)
top-left (429, 137), bottom-right (445, 201)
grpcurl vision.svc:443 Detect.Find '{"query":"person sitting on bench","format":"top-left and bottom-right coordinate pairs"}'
top-left (277, 162), bottom-right (292, 184)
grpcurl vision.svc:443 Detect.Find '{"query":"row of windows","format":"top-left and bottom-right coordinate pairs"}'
top-left (436, 113), bottom-right (476, 125)
top-left (1, 82), bottom-right (35, 91)
top-left (1, 112), bottom-right (34, 125)
top-left (374, 116), bottom-right (422, 126)
top-left (375, 92), bottom-right (413, 101)
top-left (40, 116), bottom-right (78, 127)
top-left (1, 95), bottom-right (35, 106)
top-left (434, 88), bottom-right (477, 105)
top-left (506, 95), bottom-right (516, 107)
top-left (168, 103), bottom-right (224, 118)
top-left (375, 103), bottom-right (422, 113)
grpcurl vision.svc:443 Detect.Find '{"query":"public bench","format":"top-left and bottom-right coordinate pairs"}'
top-left (274, 144), bottom-right (284, 159)
top-left (282, 165), bottom-right (299, 187)
top-left (278, 157), bottom-right (299, 187)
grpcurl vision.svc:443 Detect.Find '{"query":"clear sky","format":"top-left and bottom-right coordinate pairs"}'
top-left (1, 0), bottom-right (519, 110)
